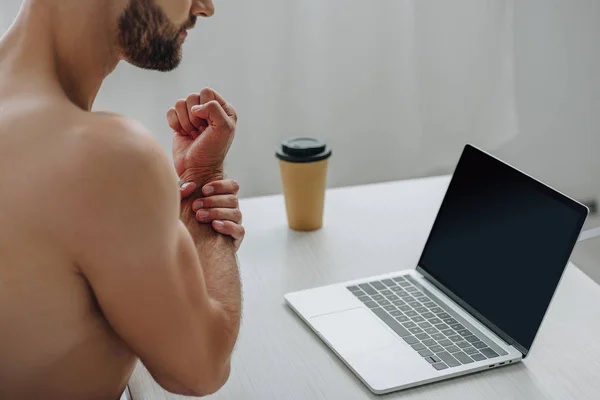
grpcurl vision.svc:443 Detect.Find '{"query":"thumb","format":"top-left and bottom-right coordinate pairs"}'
top-left (191, 101), bottom-right (233, 130)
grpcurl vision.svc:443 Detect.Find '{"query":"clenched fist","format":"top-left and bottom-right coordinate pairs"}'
top-left (167, 88), bottom-right (237, 185)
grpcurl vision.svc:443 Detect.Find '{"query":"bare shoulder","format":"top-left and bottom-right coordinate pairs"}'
top-left (80, 112), bottom-right (163, 164)
top-left (73, 112), bottom-right (180, 222)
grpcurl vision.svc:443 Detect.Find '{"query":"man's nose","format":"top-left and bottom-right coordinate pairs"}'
top-left (191, 0), bottom-right (215, 18)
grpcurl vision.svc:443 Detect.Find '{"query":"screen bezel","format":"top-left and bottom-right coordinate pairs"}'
top-left (416, 144), bottom-right (588, 357)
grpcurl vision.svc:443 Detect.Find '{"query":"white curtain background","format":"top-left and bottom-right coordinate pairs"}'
top-left (2, 1), bottom-right (518, 197)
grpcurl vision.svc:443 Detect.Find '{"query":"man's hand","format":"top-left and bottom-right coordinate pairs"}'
top-left (180, 180), bottom-right (245, 251)
top-left (167, 88), bottom-right (237, 185)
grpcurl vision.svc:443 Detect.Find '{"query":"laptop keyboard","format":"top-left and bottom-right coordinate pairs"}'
top-left (347, 276), bottom-right (501, 371)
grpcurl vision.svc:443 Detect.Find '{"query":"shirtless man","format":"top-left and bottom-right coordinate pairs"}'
top-left (0, 0), bottom-right (244, 398)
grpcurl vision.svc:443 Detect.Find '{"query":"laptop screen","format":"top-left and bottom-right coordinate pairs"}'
top-left (417, 145), bottom-right (587, 356)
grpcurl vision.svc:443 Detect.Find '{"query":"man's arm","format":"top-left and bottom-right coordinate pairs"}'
top-left (73, 117), bottom-right (241, 396)
top-left (179, 188), bottom-right (242, 362)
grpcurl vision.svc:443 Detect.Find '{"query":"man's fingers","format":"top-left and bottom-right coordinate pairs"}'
top-left (192, 194), bottom-right (238, 212)
top-left (179, 182), bottom-right (197, 200)
top-left (199, 88), bottom-right (238, 123)
top-left (166, 108), bottom-right (184, 134)
top-left (185, 93), bottom-right (208, 132)
top-left (213, 220), bottom-right (245, 241)
top-left (175, 99), bottom-right (197, 137)
top-left (191, 101), bottom-right (234, 131)
top-left (196, 208), bottom-right (243, 224)
top-left (202, 180), bottom-right (240, 196)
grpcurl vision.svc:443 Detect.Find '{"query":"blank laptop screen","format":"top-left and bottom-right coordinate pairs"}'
top-left (418, 145), bottom-right (587, 355)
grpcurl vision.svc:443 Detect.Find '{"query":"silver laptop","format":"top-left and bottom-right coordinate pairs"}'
top-left (285, 145), bottom-right (588, 394)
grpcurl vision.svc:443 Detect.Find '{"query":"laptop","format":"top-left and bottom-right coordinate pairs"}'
top-left (284, 144), bottom-right (588, 394)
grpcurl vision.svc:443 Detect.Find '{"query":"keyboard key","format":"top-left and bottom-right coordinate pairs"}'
top-left (393, 276), bottom-right (406, 282)
top-left (372, 308), bottom-right (411, 337)
top-left (445, 345), bottom-right (461, 353)
top-left (399, 305), bottom-right (412, 312)
top-left (464, 347), bottom-right (479, 355)
top-left (386, 295), bottom-right (399, 301)
top-left (434, 324), bottom-right (449, 331)
top-left (405, 311), bottom-right (418, 317)
top-left (422, 312), bottom-right (435, 319)
top-left (457, 329), bottom-right (472, 337)
top-left (437, 351), bottom-right (461, 367)
top-left (409, 327), bottom-right (423, 334)
top-left (415, 306), bottom-right (428, 313)
top-left (399, 292), bottom-right (412, 298)
top-left (395, 316), bottom-right (410, 323)
top-left (422, 339), bottom-right (436, 347)
top-left (364, 301), bottom-right (378, 309)
top-left (425, 356), bottom-right (436, 364)
top-left (424, 327), bottom-right (438, 335)
top-left (411, 316), bottom-right (426, 323)
top-left (438, 339), bottom-right (453, 346)
top-left (443, 318), bottom-right (458, 325)
top-left (433, 362), bottom-right (448, 370)
top-left (465, 335), bottom-right (479, 343)
top-left (473, 341), bottom-right (487, 349)
top-left (449, 335), bottom-right (463, 343)
top-left (347, 286), bottom-right (361, 292)
top-left (392, 300), bottom-right (406, 307)
top-left (390, 310), bottom-right (403, 317)
top-left (399, 281), bottom-right (411, 287)
top-left (481, 348), bottom-right (499, 358)
top-left (382, 279), bottom-right (396, 286)
top-left (472, 354), bottom-right (487, 362)
top-left (379, 300), bottom-right (391, 306)
top-left (349, 288), bottom-right (364, 295)
top-left (403, 336), bottom-right (419, 345)
top-left (441, 329), bottom-right (455, 336)
top-left (370, 281), bottom-right (386, 290)
top-left (419, 349), bottom-right (434, 357)
top-left (419, 322), bottom-right (433, 329)
top-left (403, 321), bottom-right (417, 328)
top-left (454, 352), bottom-right (474, 364)
top-left (431, 307), bottom-right (444, 314)
top-left (412, 343), bottom-right (426, 351)
top-left (429, 345), bottom-right (444, 353)
top-left (415, 296), bottom-right (428, 303)
top-left (416, 333), bottom-right (429, 340)
top-left (383, 305), bottom-right (396, 312)
top-left (438, 313), bottom-right (451, 319)
top-left (456, 341), bottom-right (471, 349)
top-left (450, 323), bottom-right (465, 331)
top-left (391, 286), bottom-right (404, 292)
top-left (423, 302), bottom-right (437, 308)
top-left (380, 290), bottom-right (393, 296)
top-left (429, 318), bottom-right (442, 325)
top-left (359, 284), bottom-right (377, 295)
top-left (431, 333), bottom-right (452, 343)
top-left (406, 287), bottom-right (418, 292)
top-left (408, 301), bottom-right (420, 308)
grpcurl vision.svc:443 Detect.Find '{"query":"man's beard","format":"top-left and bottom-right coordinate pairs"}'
top-left (118, 0), bottom-right (196, 72)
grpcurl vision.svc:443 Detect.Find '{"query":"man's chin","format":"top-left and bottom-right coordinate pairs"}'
top-left (125, 54), bottom-right (183, 72)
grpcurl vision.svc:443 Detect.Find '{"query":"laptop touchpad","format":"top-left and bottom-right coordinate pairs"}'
top-left (310, 308), bottom-right (399, 355)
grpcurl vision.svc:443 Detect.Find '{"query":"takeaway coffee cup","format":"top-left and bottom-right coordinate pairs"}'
top-left (276, 138), bottom-right (332, 231)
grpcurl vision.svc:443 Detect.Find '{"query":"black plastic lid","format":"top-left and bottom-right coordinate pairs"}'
top-left (276, 138), bottom-right (332, 163)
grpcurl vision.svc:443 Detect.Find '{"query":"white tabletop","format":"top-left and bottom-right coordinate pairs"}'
top-left (129, 176), bottom-right (600, 400)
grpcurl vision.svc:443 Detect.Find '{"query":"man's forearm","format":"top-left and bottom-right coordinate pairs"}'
top-left (180, 190), bottom-right (242, 342)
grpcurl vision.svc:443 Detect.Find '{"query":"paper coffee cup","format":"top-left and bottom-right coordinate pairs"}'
top-left (276, 138), bottom-right (332, 231)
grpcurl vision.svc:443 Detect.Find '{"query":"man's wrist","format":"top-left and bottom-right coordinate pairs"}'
top-left (179, 167), bottom-right (224, 188)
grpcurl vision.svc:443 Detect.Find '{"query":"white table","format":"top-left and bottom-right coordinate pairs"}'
top-left (129, 176), bottom-right (600, 400)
